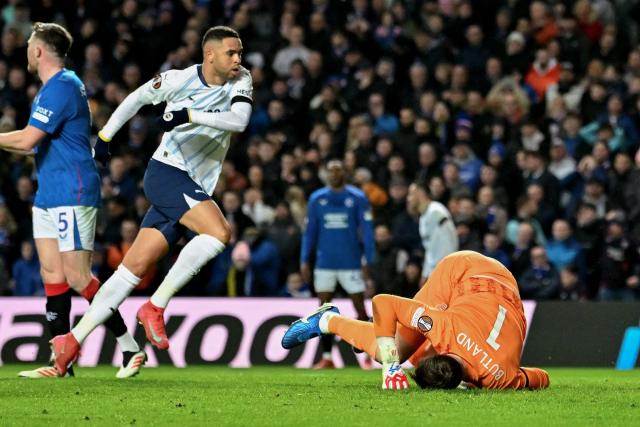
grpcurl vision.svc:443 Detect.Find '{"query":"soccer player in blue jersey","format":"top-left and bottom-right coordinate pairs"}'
top-left (0, 22), bottom-right (144, 378)
top-left (300, 159), bottom-right (375, 368)
top-left (50, 26), bottom-right (253, 375)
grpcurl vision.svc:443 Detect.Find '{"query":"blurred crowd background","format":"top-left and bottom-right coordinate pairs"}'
top-left (1, 0), bottom-right (640, 301)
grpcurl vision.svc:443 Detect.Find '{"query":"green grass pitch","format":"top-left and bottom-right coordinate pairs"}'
top-left (0, 366), bottom-right (638, 426)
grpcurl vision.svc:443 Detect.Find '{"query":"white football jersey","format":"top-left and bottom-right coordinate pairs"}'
top-left (139, 64), bottom-right (253, 194)
top-left (419, 201), bottom-right (458, 278)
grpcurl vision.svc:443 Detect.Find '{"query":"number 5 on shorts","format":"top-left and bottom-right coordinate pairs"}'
top-left (58, 211), bottom-right (69, 239)
top-left (486, 305), bottom-right (507, 351)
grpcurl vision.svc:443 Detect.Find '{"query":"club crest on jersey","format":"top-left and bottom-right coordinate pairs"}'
top-left (417, 316), bottom-right (433, 332)
top-left (345, 198), bottom-right (354, 207)
top-left (319, 199), bottom-right (328, 206)
top-left (152, 74), bottom-right (162, 89)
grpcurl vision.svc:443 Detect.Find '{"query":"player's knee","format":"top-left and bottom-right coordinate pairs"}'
top-left (62, 266), bottom-right (91, 290)
top-left (40, 265), bottom-right (64, 283)
top-left (214, 219), bottom-right (232, 244)
top-left (122, 256), bottom-right (151, 278)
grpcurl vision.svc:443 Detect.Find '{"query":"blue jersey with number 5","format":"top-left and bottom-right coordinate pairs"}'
top-left (28, 69), bottom-right (100, 208)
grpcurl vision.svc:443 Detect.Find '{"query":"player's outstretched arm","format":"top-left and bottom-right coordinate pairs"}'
top-left (159, 101), bottom-right (252, 133)
top-left (0, 125), bottom-right (45, 152)
top-left (99, 86), bottom-right (152, 142)
top-left (100, 71), bottom-right (177, 142)
top-left (373, 294), bottom-right (429, 390)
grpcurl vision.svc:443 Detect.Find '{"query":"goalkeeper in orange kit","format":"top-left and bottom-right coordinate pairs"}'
top-left (282, 251), bottom-right (549, 390)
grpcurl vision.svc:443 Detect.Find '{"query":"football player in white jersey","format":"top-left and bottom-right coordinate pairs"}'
top-left (50, 26), bottom-right (252, 375)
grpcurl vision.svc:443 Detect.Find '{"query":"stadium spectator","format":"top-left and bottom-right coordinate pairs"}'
top-left (573, 202), bottom-right (605, 298)
top-left (371, 223), bottom-right (408, 296)
top-left (476, 185), bottom-right (508, 241)
top-left (0, 0), bottom-right (639, 304)
top-left (482, 231), bottom-right (511, 268)
top-left (519, 246), bottom-right (561, 300)
top-left (0, 204), bottom-right (17, 262)
top-left (106, 218), bottom-right (156, 292)
top-left (272, 26), bottom-right (312, 78)
top-left (242, 187), bottom-right (275, 227)
top-left (11, 240), bottom-right (41, 296)
top-left (240, 227), bottom-right (281, 296)
top-left (268, 201), bottom-right (301, 284)
top-left (283, 272), bottom-right (312, 298)
top-left (222, 190), bottom-right (254, 240)
top-left (544, 219), bottom-right (586, 285)
top-left (509, 221), bottom-right (537, 280)
top-left (597, 216), bottom-right (640, 301)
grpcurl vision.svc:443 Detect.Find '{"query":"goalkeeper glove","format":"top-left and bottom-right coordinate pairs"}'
top-left (377, 336), bottom-right (409, 390)
top-left (157, 108), bottom-right (191, 132)
top-left (382, 362), bottom-right (410, 390)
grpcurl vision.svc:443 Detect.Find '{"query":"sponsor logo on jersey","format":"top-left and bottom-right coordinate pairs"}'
top-left (323, 213), bottom-right (348, 229)
top-left (32, 106), bottom-right (54, 123)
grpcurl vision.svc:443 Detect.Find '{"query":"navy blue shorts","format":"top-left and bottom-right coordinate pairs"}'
top-left (141, 159), bottom-right (210, 244)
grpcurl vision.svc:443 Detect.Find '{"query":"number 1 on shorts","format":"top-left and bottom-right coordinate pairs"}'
top-left (486, 305), bottom-right (507, 351)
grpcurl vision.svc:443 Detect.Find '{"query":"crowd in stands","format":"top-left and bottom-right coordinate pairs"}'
top-left (1, 0), bottom-right (640, 301)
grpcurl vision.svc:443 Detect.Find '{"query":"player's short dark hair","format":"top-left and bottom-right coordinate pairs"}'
top-left (202, 26), bottom-right (240, 48)
top-left (412, 179), bottom-right (432, 199)
top-left (31, 22), bottom-right (73, 58)
top-left (411, 355), bottom-right (463, 389)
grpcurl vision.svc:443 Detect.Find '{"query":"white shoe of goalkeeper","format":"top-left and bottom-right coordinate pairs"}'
top-left (116, 350), bottom-right (146, 379)
top-left (382, 362), bottom-right (409, 390)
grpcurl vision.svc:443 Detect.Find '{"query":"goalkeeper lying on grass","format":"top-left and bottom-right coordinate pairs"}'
top-left (283, 251), bottom-right (550, 390)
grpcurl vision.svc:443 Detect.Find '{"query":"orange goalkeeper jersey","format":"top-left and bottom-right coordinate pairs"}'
top-left (399, 251), bottom-right (548, 389)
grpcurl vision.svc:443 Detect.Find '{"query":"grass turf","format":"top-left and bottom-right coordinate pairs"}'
top-left (0, 366), bottom-right (638, 426)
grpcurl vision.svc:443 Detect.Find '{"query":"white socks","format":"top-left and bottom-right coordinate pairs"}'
top-left (150, 235), bottom-right (226, 308)
top-left (319, 311), bottom-right (337, 334)
top-left (116, 333), bottom-right (140, 353)
top-left (72, 265), bottom-right (141, 343)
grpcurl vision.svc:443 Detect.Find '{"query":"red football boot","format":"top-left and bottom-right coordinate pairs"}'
top-left (50, 333), bottom-right (80, 377)
top-left (137, 301), bottom-right (169, 349)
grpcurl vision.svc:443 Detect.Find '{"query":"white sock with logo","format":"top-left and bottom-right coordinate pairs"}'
top-left (150, 234), bottom-right (226, 308)
top-left (72, 265), bottom-right (141, 343)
